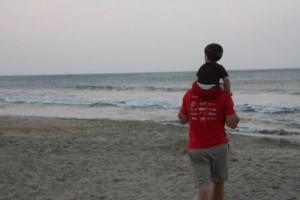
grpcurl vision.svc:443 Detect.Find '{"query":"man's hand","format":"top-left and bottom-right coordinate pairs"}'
top-left (225, 114), bottom-right (239, 129)
top-left (178, 112), bottom-right (188, 124)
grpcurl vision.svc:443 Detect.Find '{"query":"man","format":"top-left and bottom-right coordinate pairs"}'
top-left (178, 81), bottom-right (239, 200)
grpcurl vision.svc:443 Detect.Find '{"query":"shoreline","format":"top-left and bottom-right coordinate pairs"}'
top-left (0, 115), bottom-right (299, 200)
top-left (1, 114), bottom-right (299, 142)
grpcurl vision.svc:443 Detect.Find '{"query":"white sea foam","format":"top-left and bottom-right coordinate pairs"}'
top-left (0, 69), bottom-right (300, 137)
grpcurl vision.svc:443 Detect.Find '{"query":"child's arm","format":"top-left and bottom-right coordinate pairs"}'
top-left (223, 76), bottom-right (232, 95)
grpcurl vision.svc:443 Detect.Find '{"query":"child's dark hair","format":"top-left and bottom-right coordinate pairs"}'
top-left (204, 43), bottom-right (223, 62)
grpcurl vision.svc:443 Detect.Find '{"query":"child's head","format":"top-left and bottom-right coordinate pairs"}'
top-left (204, 43), bottom-right (223, 62)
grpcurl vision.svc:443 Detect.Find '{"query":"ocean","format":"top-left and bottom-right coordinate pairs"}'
top-left (1, 68), bottom-right (300, 138)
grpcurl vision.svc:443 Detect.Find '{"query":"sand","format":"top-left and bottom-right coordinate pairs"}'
top-left (0, 116), bottom-right (299, 200)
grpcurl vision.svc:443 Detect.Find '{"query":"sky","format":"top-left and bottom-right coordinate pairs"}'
top-left (0, 0), bottom-right (300, 75)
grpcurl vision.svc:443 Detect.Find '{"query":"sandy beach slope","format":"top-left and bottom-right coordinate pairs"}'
top-left (0, 116), bottom-right (299, 200)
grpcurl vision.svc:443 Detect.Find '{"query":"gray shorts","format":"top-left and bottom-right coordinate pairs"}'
top-left (188, 143), bottom-right (228, 187)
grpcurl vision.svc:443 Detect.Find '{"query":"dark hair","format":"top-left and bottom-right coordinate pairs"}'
top-left (204, 43), bottom-right (223, 62)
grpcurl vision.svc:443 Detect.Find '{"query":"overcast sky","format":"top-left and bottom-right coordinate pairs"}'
top-left (0, 0), bottom-right (299, 75)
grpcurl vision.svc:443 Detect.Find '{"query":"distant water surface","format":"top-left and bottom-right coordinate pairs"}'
top-left (0, 68), bottom-right (300, 138)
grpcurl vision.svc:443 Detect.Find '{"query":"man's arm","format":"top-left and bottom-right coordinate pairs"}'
top-left (178, 112), bottom-right (188, 124)
top-left (178, 90), bottom-right (190, 124)
top-left (225, 114), bottom-right (239, 129)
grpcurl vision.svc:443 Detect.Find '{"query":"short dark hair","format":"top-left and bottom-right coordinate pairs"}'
top-left (204, 43), bottom-right (223, 62)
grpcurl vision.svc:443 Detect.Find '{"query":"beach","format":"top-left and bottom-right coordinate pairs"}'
top-left (0, 116), bottom-right (299, 200)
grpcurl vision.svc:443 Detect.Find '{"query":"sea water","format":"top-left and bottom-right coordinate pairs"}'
top-left (0, 68), bottom-right (300, 138)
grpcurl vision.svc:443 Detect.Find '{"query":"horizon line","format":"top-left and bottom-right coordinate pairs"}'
top-left (0, 67), bottom-right (299, 77)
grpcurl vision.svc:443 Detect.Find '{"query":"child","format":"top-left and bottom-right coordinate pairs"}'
top-left (197, 43), bottom-right (232, 95)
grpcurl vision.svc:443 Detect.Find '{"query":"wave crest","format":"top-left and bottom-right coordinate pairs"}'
top-left (74, 85), bottom-right (185, 92)
top-left (237, 104), bottom-right (300, 114)
top-left (236, 126), bottom-right (299, 136)
top-left (0, 98), bottom-right (179, 109)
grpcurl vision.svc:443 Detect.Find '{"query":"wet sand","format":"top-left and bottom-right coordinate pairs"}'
top-left (0, 116), bottom-right (299, 200)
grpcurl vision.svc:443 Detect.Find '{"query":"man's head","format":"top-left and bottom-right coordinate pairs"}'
top-left (204, 43), bottom-right (223, 62)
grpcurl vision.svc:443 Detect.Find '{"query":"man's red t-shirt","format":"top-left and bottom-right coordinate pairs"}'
top-left (180, 82), bottom-right (236, 149)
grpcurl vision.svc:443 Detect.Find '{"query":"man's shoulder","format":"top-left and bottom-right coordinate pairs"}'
top-left (183, 88), bottom-right (193, 97)
top-left (219, 90), bottom-right (234, 105)
top-left (218, 89), bottom-right (231, 98)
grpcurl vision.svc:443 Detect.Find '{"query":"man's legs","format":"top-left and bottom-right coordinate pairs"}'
top-left (197, 182), bottom-right (224, 200)
top-left (189, 149), bottom-right (211, 200)
top-left (198, 184), bottom-right (210, 200)
top-left (209, 143), bottom-right (227, 200)
top-left (211, 182), bottom-right (224, 200)
top-left (190, 144), bottom-right (227, 200)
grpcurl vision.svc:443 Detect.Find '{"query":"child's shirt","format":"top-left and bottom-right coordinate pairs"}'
top-left (197, 62), bottom-right (228, 85)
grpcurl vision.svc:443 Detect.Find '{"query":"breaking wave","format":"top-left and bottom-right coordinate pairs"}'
top-left (0, 97), bottom-right (179, 109)
top-left (236, 104), bottom-right (300, 114)
top-left (235, 126), bottom-right (300, 136)
top-left (74, 85), bottom-right (186, 92)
